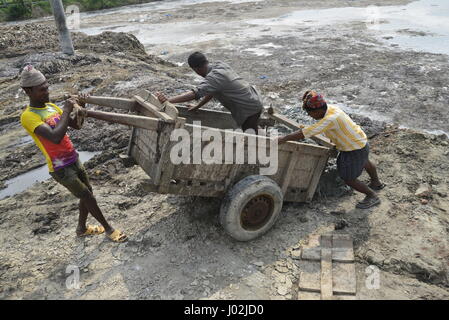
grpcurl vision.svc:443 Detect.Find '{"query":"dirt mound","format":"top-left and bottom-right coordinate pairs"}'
top-left (0, 23), bottom-right (146, 59)
top-left (75, 31), bottom-right (147, 56)
top-left (0, 23), bottom-right (60, 58)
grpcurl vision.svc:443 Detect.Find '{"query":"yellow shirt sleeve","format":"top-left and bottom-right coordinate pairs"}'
top-left (20, 110), bottom-right (44, 134)
top-left (302, 115), bottom-right (336, 138)
top-left (52, 104), bottom-right (63, 115)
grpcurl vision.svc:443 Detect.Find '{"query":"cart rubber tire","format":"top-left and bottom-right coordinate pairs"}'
top-left (220, 175), bottom-right (284, 241)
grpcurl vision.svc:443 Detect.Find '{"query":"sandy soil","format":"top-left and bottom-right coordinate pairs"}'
top-left (0, 0), bottom-right (448, 300)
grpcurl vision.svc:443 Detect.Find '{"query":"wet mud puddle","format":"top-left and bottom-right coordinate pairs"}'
top-left (0, 151), bottom-right (100, 200)
top-left (78, 0), bottom-right (449, 54)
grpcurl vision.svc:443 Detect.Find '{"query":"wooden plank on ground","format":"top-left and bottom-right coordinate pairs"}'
top-left (298, 233), bottom-right (322, 294)
top-left (320, 235), bottom-right (333, 300)
top-left (301, 234), bottom-right (322, 261)
top-left (297, 291), bottom-right (321, 300)
top-left (298, 233), bottom-right (357, 300)
top-left (332, 234), bottom-right (355, 262)
top-left (298, 262), bottom-right (321, 293)
top-left (301, 248), bottom-right (321, 261)
top-left (304, 234), bottom-right (321, 248)
top-left (332, 294), bottom-right (357, 300)
top-left (333, 263), bottom-right (357, 295)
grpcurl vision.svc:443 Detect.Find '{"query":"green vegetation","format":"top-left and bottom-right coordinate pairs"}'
top-left (2, 0), bottom-right (32, 20)
top-left (0, 0), bottom-right (156, 21)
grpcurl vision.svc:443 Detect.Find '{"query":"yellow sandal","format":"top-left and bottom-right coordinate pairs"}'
top-left (78, 225), bottom-right (105, 237)
top-left (107, 230), bottom-right (128, 243)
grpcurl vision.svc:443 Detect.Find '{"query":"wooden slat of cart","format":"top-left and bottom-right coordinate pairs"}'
top-left (268, 111), bottom-right (335, 149)
top-left (166, 181), bottom-right (226, 197)
top-left (280, 140), bottom-right (330, 158)
top-left (135, 130), bottom-right (159, 155)
top-left (134, 95), bottom-right (174, 123)
top-left (84, 96), bottom-right (137, 111)
top-left (157, 117), bottom-right (185, 193)
top-left (173, 164), bottom-right (235, 182)
top-left (177, 106), bottom-right (239, 129)
top-left (305, 153), bottom-right (330, 202)
top-left (281, 150), bottom-right (298, 195)
top-left (131, 144), bottom-right (159, 180)
top-left (86, 110), bottom-right (160, 130)
top-left (135, 90), bottom-right (180, 121)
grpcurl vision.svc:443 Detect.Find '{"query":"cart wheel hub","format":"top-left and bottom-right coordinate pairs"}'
top-left (241, 195), bottom-right (274, 231)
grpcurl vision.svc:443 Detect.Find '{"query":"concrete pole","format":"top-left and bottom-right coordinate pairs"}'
top-left (49, 0), bottom-right (75, 55)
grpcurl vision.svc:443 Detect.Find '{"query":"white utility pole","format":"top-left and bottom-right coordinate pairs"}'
top-left (49, 0), bottom-right (75, 55)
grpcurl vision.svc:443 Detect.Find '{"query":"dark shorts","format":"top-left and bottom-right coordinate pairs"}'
top-left (49, 159), bottom-right (92, 198)
top-left (337, 143), bottom-right (369, 181)
top-left (241, 111), bottom-right (261, 132)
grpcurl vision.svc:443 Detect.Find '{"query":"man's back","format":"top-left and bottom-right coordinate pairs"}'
top-left (195, 61), bottom-right (263, 126)
top-left (302, 104), bottom-right (367, 151)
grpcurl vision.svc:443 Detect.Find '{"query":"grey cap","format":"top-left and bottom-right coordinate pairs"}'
top-left (20, 65), bottom-right (46, 88)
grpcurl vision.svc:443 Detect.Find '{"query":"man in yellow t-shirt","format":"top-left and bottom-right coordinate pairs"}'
top-left (20, 65), bottom-right (127, 242)
top-left (277, 90), bottom-right (385, 209)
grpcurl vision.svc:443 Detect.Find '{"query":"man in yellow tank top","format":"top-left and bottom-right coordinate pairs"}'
top-left (278, 90), bottom-right (385, 209)
top-left (19, 65), bottom-right (127, 242)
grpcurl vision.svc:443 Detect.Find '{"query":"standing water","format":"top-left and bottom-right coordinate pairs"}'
top-left (247, 0), bottom-right (449, 55)
top-left (0, 151), bottom-right (100, 200)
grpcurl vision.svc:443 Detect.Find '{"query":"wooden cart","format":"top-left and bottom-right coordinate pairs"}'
top-left (82, 91), bottom-right (333, 241)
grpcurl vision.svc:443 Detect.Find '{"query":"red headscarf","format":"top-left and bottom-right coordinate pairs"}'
top-left (302, 90), bottom-right (326, 109)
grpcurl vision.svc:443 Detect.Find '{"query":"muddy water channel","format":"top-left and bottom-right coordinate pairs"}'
top-left (0, 151), bottom-right (100, 200)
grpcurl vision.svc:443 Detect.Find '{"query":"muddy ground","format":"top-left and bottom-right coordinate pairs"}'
top-left (0, 0), bottom-right (448, 300)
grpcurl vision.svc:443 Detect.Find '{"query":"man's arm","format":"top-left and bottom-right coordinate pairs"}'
top-left (34, 98), bottom-right (75, 144)
top-left (68, 93), bottom-right (89, 129)
top-left (187, 95), bottom-right (213, 111)
top-left (277, 130), bottom-right (305, 144)
top-left (156, 91), bottom-right (196, 104)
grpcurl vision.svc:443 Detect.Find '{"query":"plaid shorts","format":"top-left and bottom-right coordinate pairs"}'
top-left (337, 143), bottom-right (369, 181)
top-left (49, 159), bottom-right (92, 198)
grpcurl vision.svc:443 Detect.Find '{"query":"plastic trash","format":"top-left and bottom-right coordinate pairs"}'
top-left (259, 75), bottom-right (268, 79)
top-left (161, 51), bottom-right (169, 55)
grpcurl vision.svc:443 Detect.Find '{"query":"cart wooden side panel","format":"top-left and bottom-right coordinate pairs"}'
top-left (142, 124), bottom-right (330, 202)
top-left (82, 94), bottom-right (329, 202)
